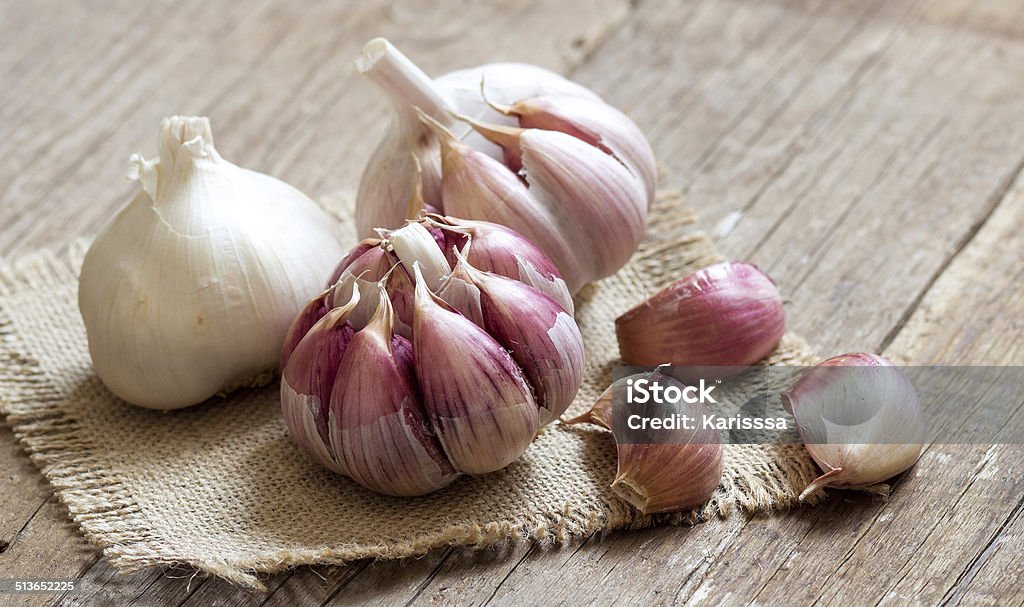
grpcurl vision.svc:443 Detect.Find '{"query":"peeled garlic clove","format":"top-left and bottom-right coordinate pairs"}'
top-left (280, 289), bottom-right (360, 475)
top-left (565, 373), bottom-right (724, 514)
top-left (411, 263), bottom-right (539, 474)
top-left (331, 288), bottom-right (458, 496)
top-left (388, 221), bottom-right (452, 291)
top-left (79, 116), bottom-right (345, 409)
top-left (432, 216), bottom-right (573, 315)
top-left (457, 256), bottom-right (584, 424)
top-left (781, 353), bottom-right (927, 500)
top-left (616, 262), bottom-right (786, 374)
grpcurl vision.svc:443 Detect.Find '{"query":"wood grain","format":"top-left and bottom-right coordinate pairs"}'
top-left (0, 0), bottom-right (1022, 605)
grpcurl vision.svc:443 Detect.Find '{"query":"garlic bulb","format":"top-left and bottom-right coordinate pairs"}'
top-left (355, 38), bottom-right (655, 293)
top-left (565, 371), bottom-right (723, 514)
top-left (79, 116), bottom-right (344, 410)
top-left (280, 220), bottom-right (585, 495)
top-left (781, 353), bottom-right (927, 500)
top-left (616, 261), bottom-right (785, 376)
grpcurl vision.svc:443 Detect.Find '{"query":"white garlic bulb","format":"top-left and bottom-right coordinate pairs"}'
top-left (79, 116), bottom-right (345, 410)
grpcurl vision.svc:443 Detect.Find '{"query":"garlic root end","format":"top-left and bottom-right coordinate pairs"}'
top-left (611, 476), bottom-right (651, 514)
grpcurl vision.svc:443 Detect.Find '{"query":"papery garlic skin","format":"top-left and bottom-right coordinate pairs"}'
top-left (332, 289), bottom-right (458, 496)
top-left (80, 116), bottom-right (344, 410)
top-left (565, 372), bottom-right (724, 514)
top-left (615, 261), bottom-right (785, 375)
top-left (355, 38), bottom-right (655, 293)
top-left (781, 353), bottom-right (927, 500)
top-left (431, 216), bottom-right (573, 315)
top-left (412, 264), bottom-right (540, 475)
top-left (281, 291), bottom-right (360, 475)
top-left (280, 217), bottom-right (585, 496)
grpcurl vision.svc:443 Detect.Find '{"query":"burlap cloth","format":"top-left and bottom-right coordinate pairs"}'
top-left (0, 191), bottom-right (823, 589)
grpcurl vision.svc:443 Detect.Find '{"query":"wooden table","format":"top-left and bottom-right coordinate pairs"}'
top-left (2, 0), bottom-right (1022, 604)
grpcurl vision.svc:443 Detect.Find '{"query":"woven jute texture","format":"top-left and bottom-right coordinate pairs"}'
top-left (0, 191), bottom-right (823, 589)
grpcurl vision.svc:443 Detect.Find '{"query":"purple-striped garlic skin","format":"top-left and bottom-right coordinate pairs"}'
top-left (616, 261), bottom-right (785, 377)
top-left (330, 290), bottom-right (458, 496)
top-left (411, 265), bottom-right (540, 475)
top-left (280, 292), bottom-right (360, 475)
top-left (565, 371), bottom-right (724, 515)
top-left (455, 256), bottom-right (583, 424)
top-left (280, 217), bottom-right (584, 496)
top-left (782, 353), bottom-right (926, 500)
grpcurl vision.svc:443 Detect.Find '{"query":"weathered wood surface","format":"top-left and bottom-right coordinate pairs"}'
top-left (1, 0), bottom-right (1022, 605)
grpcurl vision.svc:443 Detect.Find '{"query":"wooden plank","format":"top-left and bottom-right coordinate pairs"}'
top-left (859, 169), bottom-right (1024, 607)
top-left (459, 0), bottom-right (1024, 603)
top-left (0, 424), bottom-right (97, 607)
top-left (683, 102), bottom-right (1024, 607)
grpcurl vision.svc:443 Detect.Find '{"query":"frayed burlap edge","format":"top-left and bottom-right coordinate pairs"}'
top-left (0, 191), bottom-right (832, 589)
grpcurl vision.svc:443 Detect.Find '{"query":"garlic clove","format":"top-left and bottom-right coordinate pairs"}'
top-left (612, 442), bottom-right (724, 514)
top-left (326, 238), bottom-right (385, 288)
top-left (781, 353), bottom-right (927, 500)
top-left (445, 110), bottom-right (648, 292)
top-left (280, 288), bottom-right (332, 371)
top-left (331, 287), bottom-right (459, 496)
top-left (426, 117), bottom-right (587, 293)
top-left (517, 129), bottom-right (648, 288)
top-left (280, 289), bottom-right (361, 476)
top-left (457, 254), bottom-right (584, 425)
top-left (565, 372), bottom-right (724, 515)
top-left (387, 221), bottom-right (452, 291)
top-left (615, 261), bottom-right (785, 375)
top-left (485, 94), bottom-right (657, 207)
top-left (411, 263), bottom-right (540, 474)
